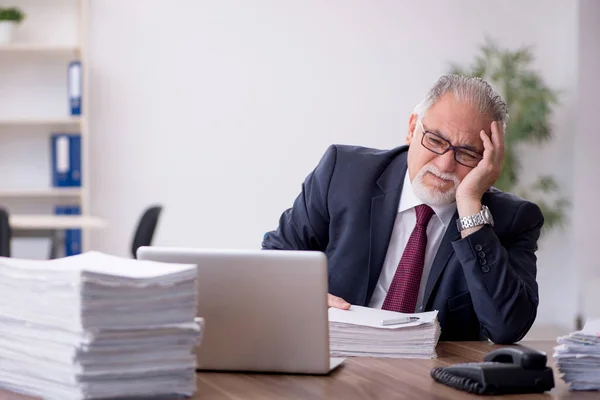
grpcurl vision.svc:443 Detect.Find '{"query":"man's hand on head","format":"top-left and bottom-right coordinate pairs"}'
top-left (455, 120), bottom-right (504, 237)
top-left (328, 293), bottom-right (351, 310)
top-left (456, 120), bottom-right (505, 203)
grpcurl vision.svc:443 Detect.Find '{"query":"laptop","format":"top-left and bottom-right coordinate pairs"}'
top-left (137, 246), bottom-right (345, 374)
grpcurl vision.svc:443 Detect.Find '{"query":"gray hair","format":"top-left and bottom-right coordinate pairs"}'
top-left (413, 74), bottom-right (509, 129)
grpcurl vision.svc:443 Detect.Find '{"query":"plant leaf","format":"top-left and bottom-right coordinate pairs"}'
top-left (449, 39), bottom-right (567, 235)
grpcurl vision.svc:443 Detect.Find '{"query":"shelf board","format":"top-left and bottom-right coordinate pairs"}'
top-left (0, 43), bottom-right (80, 54)
top-left (0, 117), bottom-right (82, 127)
top-left (10, 215), bottom-right (106, 230)
top-left (0, 188), bottom-right (83, 198)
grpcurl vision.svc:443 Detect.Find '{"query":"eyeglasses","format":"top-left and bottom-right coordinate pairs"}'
top-left (417, 120), bottom-right (483, 168)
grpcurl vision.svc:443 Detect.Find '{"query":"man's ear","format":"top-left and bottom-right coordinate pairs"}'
top-left (406, 113), bottom-right (419, 145)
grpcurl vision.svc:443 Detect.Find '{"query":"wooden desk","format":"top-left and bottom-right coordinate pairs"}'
top-left (1, 341), bottom-right (598, 400)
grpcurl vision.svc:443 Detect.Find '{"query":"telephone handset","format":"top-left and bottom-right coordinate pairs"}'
top-left (431, 345), bottom-right (555, 395)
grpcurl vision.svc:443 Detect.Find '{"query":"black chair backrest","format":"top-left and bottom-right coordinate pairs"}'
top-left (0, 207), bottom-right (11, 257)
top-left (131, 205), bottom-right (162, 258)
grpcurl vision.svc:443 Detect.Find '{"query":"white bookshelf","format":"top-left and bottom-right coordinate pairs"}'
top-left (0, 0), bottom-right (104, 256)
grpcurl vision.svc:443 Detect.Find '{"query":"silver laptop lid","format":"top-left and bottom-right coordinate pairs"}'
top-left (137, 247), bottom-right (331, 374)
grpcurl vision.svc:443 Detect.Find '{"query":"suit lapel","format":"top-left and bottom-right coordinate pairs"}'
top-left (422, 209), bottom-right (460, 309)
top-left (364, 149), bottom-right (408, 305)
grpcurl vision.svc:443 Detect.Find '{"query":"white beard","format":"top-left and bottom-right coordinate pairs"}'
top-left (412, 164), bottom-right (460, 206)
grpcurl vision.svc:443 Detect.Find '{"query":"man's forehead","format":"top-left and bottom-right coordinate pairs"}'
top-left (424, 117), bottom-right (489, 138)
top-left (425, 93), bottom-right (492, 136)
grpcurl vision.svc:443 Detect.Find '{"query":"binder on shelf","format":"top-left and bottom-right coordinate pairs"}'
top-left (51, 134), bottom-right (81, 187)
top-left (55, 205), bottom-right (82, 257)
top-left (68, 60), bottom-right (82, 116)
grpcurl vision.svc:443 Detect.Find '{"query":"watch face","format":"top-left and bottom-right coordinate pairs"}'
top-left (483, 206), bottom-right (494, 226)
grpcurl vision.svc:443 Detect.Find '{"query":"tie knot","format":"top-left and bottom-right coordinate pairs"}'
top-left (415, 204), bottom-right (435, 227)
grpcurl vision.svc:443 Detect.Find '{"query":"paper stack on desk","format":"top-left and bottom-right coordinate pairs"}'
top-left (328, 305), bottom-right (440, 359)
top-left (0, 251), bottom-right (203, 400)
top-left (554, 319), bottom-right (600, 391)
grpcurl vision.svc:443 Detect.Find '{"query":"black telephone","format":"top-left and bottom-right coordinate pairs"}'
top-left (431, 346), bottom-right (555, 395)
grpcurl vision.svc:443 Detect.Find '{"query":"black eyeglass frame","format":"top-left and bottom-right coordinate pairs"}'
top-left (417, 119), bottom-right (483, 168)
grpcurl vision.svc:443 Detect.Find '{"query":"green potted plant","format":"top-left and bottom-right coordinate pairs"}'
top-left (450, 38), bottom-right (568, 234)
top-left (0, 7), bottom-right (26, 44)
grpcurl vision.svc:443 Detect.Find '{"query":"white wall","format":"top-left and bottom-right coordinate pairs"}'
top-left (86, 1), bottom-right (578, 327)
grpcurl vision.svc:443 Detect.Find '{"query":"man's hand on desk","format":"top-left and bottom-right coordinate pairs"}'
top-left (328, 294), bottom-right (351, 310)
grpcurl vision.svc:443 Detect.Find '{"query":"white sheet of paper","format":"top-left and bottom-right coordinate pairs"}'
top-left (328, 305), bottom-right (438, 329)
top-left (0, 251), bottom-right (196, 279)
top-left (583, 319), bottom-right (600, 335)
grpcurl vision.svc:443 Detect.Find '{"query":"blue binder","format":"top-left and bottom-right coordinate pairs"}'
top-left (69, 135), bottom-right (81, 187)
top-left (55, 205), bottom-right (82, 256)
top-left (51, 134), bottom-right (81, 187)
top-left (68, 60), bottom-right (82, 116)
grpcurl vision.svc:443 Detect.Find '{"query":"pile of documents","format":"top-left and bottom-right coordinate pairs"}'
top-left (0, 251), bottom-right (203, 400)
top-left (328, 305), bottom-right (441, 358)
top-left (554, 319), bottom-right (600, 391)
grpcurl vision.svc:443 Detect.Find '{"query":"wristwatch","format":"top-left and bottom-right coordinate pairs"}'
top-left (456, 205), bottom-right (494, 231)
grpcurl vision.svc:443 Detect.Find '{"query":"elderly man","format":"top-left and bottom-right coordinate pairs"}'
top-left (262, 75), bottom-right (543, 344)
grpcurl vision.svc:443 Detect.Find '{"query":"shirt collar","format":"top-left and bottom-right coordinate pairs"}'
top-left (398, 171), bottom-right (457, 228)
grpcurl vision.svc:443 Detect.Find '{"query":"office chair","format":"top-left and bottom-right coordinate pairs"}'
top-left (131, 205), bottom-right (163, 258)
top-left (0, 207), bottom-right (11, 257)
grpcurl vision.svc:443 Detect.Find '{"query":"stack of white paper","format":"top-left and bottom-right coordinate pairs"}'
top-left (0, 251), bottom-right (203, 400)
top-left (328, 305), bottom-right (441, 359)
top-left (554, 319), bottom-right (600, 391)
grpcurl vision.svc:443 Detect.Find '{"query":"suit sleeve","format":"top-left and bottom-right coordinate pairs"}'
top-left (451, 201), bottom-right (543, 344)
top-left (261, 145), bottom-right (337, 251)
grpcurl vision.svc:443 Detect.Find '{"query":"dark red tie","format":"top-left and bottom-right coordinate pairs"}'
top-left (382, 204), bottom-right (435, 313)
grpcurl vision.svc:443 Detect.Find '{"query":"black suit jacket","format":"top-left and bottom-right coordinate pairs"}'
top-left (262, 145), bottom-right (543, 344)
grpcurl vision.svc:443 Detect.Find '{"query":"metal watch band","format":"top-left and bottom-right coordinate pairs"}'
top-left (456, 206), bottom-right (492, 231)
top-left (458, 213), bottom-right (485, 230)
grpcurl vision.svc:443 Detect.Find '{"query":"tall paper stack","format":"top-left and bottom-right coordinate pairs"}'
top-left (0, 251), bottom-right (202, 400)
top-left (554, 319), bottom-right (600, 391)
top-left (328, 305), bottom-right (441, 359)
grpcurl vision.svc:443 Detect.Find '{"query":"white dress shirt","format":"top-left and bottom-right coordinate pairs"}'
top-left (368, 171), bottom-right (456, 312)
